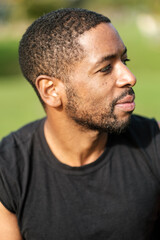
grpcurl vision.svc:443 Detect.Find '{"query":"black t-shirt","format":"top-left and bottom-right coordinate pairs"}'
top-left (0, 114), bottom-right (160, 240)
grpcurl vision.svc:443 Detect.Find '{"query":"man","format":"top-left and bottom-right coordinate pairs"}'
top-left (0, 8), bottom-right (160, 240)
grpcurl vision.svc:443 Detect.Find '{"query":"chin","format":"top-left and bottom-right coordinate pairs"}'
top-left (110, 112), bottom-right (133, 134)
top-left (115, 109), bottom-right (133, 122)
top-left (85, 113), bottom-right (132, 134)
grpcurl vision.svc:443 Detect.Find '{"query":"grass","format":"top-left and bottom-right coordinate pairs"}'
top-left (0, 40), bottom-right (21, 76)
top-left (0, 18), bottom-right (160, 139)
top-left (0, 76), bottom-right (45, 139)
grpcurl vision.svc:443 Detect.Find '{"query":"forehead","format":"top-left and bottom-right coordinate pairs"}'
top-left (78, 23), bottom-right (125, 64)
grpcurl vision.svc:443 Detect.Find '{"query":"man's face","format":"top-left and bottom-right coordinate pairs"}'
top-left (64, 23), bottom-right (136, 133)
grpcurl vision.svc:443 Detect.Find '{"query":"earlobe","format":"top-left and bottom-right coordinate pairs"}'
top-left (52, 92), bottom-right (57, 97)
top-left (35, 75), bottom-right (62, 107)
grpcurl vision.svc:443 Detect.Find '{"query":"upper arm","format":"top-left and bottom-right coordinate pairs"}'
top-left (157, 121), bottom-right (160, 129)
top-left (0, 202), bottom-right (23, 240)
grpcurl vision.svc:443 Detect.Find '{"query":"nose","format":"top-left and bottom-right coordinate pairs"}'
top-left (116, 64), bottom-right (136, 88)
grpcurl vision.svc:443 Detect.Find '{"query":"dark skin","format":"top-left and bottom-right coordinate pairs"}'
top-left (0, 22), bottom-right (159, 239)
top-left (36, 23), bottom-right (136, 167)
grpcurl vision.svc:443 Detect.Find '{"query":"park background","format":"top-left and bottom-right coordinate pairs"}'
top-left (0, 0), bottom-right (160, 139)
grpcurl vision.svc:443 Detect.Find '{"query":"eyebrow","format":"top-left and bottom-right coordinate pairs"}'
top-left (94, 47), bottom-right (127, 68)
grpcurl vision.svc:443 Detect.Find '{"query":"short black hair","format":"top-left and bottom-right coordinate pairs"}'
top-left (19, 8), bottom-right (111, 102)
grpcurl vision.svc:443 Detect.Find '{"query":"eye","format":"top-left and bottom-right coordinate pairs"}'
top-left (122, 58), bottom-right (130, 65)
top-left (99, 64), bottom-right (112, 74)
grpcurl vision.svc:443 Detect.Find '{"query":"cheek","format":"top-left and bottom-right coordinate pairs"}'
top-left (71, 73), bottom-right (116, 104)
top-left (91, 81), bottom-right (115, 104)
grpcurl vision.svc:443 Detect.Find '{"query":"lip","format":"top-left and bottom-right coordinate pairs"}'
top-left (115, 95), bottom-right (135, 112)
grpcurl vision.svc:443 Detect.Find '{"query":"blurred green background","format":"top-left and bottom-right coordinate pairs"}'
top-left (0, 0), bottom-right (160, 139)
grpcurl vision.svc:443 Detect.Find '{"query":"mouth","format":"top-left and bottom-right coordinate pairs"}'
top-left (115, 94), bottom-right (135, 112)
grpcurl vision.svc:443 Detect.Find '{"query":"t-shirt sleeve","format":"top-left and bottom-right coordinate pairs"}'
top-left (0, 167), bottom-right (18, 213)
top-left (0, 136), bottom-right (20, 213)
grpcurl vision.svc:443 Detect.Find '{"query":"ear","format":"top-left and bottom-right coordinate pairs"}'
top-left (35, 75), bottom-right (62, 108)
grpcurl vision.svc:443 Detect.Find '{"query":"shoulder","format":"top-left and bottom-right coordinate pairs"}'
top-left (0, 118), bottom-right (46, 213)
top-left (0, 118), bottom-right (45, 149)
top-left (0, 118), bottom-right (45, 170)
top-left (110, 114), bottom-right (160, 183)
top-left (125, 114), bottom-right (160, 148)
top-left (130, 114), bottom-right (159, 131)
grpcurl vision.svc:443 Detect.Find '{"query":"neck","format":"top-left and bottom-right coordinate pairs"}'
top-left (44, 115), bottom-right (108, 167)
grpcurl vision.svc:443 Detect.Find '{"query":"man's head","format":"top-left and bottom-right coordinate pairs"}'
top-left (19, 8), bottom-right (136, 134)
top-left (19, 8), bottom-right (111, 102)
